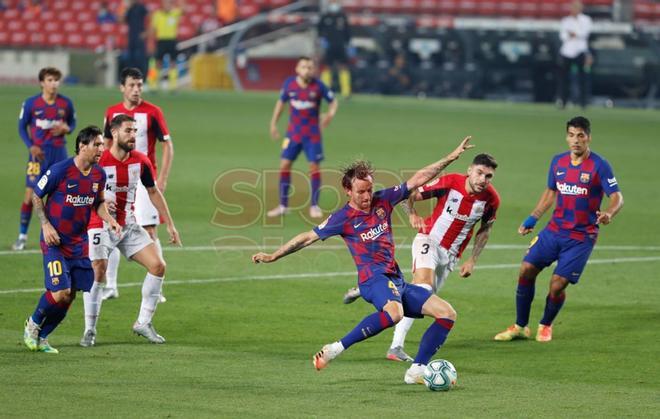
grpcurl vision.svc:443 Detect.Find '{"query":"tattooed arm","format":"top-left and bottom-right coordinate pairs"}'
top-left (32, 191), bottom-right (60, 246)
top-left (459, 221), bottom-right (494, 278)
top-left (251, 230), bottom-right (321, 264)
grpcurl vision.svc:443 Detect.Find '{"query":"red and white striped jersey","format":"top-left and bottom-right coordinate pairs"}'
top-left (418, 173), bottom-right (500, 258)
top-left (88, 150), bottom-right (156, 229)
top-left (103, 100), bottom-right (170, 174)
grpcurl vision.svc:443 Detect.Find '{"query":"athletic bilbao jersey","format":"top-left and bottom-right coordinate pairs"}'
top-left (546, 151), bottom-right (619, 241)
top-left (279, 76), bottom-right (334, 144)
top-left (313, 183), bottom-right (410, 283)
top-left (88, 150), bottom-right (156, 229)
top-left (18, 93), bottom-right (76, 149)
top-left (103, 100), bottom-right (170, 173)
top-left (419, 174), bottom-right (499, 258)
top-left (34, 158), bottom-right (106, 258)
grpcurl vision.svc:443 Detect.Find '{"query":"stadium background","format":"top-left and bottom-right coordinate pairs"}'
top-left (1, 0), bottom-right (659, 417)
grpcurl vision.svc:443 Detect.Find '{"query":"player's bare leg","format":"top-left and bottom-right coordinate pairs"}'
top-left (309, 161), bottom-right (323, 218)
top-left (13, 187), bottom-right (34, 250)
top-left (536, 274), bottom-right (570, 342)
top-left (130, 244), bottom-right (166, 343)
top-left (144, 224), bottom-right (167, 303)
top-left (81, 259), bottom-right (108, 347)
top-left (494, 262), bottom-right (540, 341)
top-left (268, 159), bottom-right (293, 217)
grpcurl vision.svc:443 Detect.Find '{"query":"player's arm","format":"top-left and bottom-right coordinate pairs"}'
top-left (518, 188), bottom-right (557, 235)
top-left (320, 98), bottom-right (338, 129)
top-left (460, 220), bottom-right (494, 278)
top-left (146, 186), bottom-right (182, 245)
top-left (32, 192), bottom-right (59, 246)
top-left (252, 230), bottom-right (320, 264)
top-left (596, 191), bottom-right (623, 225)
top-left (18, 100), bottom-right (44, 161)
top-left (400, 189), bottom-right (426, 232)
top-left (158, 140), bottom-right (173, 192)
top-left (94, 191), bottom-right (122, 235)
top-left (51, 99), bottom-right (75, 136)
top-left (269, 99), bottom-right (285, 140)
top-left (406, 136), bottom-right (474, 191)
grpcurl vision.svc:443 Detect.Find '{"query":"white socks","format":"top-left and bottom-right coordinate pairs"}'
top-left (83, 281), bottom-right (105, 332)
top-left (105, 248), bottom-right (120, 290)
top-left (137, 272), bottom-right (164, 325)
top-left (390, 283), bottom-right (433, 349)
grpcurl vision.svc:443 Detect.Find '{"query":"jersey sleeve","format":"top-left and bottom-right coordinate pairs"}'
top-left (279, 79), bottom-right (290, 102)
top-left (34, 166), bottom-right (64, 199)
top-left (18, 99), bottom-right (33, 148)
top-left (597, 159), bottom-right (620, 196)
top-left (151, 106), bottom-right (171, 142)
top-left (482, 188), bottom-right (500, 224)
top-left (374, 182), bottom-right (410, 206)
top-left (65, 97), bottom-right (77, 132)
top-left (140, 155), bottom-right (157, 188)
top-left (319, 80), bottom-right (335, 103)
top-left (313, 211), bottom-right (346, 240)
top-left (417, 175), bottom-right (451, 200)
top-left (547, 156), bottom-right (559, 190)
top-left (94, 170), bottom-right (107, 208)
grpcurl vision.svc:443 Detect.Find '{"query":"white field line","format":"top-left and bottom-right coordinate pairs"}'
top-left (1, 243), bottom-right (660, 256)
top-left (1, 255), bottom-right (660, 296)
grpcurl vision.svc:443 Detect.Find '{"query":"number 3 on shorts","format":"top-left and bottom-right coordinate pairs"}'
top-left (420, 243), bottom-right (430, 255)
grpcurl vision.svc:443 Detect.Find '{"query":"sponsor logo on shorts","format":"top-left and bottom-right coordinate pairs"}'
top-left (556, 182), bottom-right (588, 196)
top-left (360, 222), bottom-right (389, 241)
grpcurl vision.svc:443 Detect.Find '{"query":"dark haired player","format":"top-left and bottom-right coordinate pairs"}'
top-left (252, 137), bottom-right (474, 384)
top-left (495, 116), bottom-right (623, 342)
top-left (22, 126), bottom-right (120, 353)
top-left (13, 67), bottom-right (76, 251)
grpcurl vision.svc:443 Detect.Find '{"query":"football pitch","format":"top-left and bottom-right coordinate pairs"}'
top-left (0, 86), bottom-right (658, 417)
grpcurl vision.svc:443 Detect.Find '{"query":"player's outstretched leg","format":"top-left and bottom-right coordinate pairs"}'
top-left (313, 342), bottom-right (344, 371)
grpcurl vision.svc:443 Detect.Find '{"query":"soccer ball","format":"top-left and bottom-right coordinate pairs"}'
top-left (423, 359), bottom-right (457, 391)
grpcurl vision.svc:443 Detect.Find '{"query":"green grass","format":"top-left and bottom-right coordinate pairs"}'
top-left (0, 86), bottom-right (659, 418)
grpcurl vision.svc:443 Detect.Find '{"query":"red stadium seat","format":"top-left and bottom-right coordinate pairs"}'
top-left (0, 30), bottom-right (9, 45)
top-left (438, 0), bottom-right (458, 14)
top-left (44, 32), bottom-right (65, 48)
top-left (457, 0), bottom-right (478, 16)
top-left (84, 34), bottom-right (103, 50)
top-left (476, 1), bottom-right (498, 16)
top-left (10, 30), bottom-right (29, 47)
top-left (238, 4), bottom-right (259, 19)
top-left (519, 1), bottom-right (540, 18)
top-left (81, 21), bottom-right (97, 33)
top-left (29, 32), bottom-right (46, 47)
top-left (66, 32), bottom-right (85, 48)
top-left (418, 0), bottom-right (439, 14)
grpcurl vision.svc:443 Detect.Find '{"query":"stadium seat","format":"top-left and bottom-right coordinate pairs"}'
top-left (438, 0), bottom-right (459, 14)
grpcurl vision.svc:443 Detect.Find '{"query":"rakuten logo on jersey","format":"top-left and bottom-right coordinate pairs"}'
top-left (556, 182), bottom-right (588, 196)
top-left (290, 99), bottom-right (315, 110)
top-left (360, 222), bottom-right (389, 241)
top-left (65, 195), bottom-right (95, 206)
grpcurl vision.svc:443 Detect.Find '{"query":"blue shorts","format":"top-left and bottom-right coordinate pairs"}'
top-left (25, 146), bottom-right (68, 188)
top-left (523, 228), bottom-right (595, 284)
top-left (43, 247), bottom-right (94, 292)
top-left (359, 272), bottom-right (432, 319)
top-left (280, 137), bottom-right (324, 163)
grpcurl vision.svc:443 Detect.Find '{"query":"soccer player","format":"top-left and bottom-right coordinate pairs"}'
top-left (494, 116), bottom-right (623, 342)
top-left (101, 67), bottom-right (174, 301)
top-left (22, 126), bottom-right (120, 354)
top-left (13, 67), bottom-right (76, 251)
top-left (252, 137), bottom-right (474, 384)
top-left (267, 56), bottom-right (338, 219)
top-left (81, 114), bottom-right (181, 347)
top-left (343, 154), bottom-right (500, 362)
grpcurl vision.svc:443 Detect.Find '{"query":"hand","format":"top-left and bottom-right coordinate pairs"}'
top-left (157, 177), bottom-right (167, 193)
top-left (50, 122), bottom-right (70, 136)
top-left (30, 145), bottom-right (45, 161)
top-left (166, 223), bottom-right (182, 246)
top-left (459, 259), bottom-right (475, 278)
top-left (518, 215), bottom-right (538, 236)
top-left (270, 124), bottom-right (280, 140)
top-left (108, 219), bottom-right (122, 236)
top-left (320, 113), bottom-right (333, 129)
top-left (447, 136), bottom-right (475, 161)
top-left (42, 223), bottom-right (61, 246)
top-left (596, 211), bottom-right (612, 225)
top-left (252, 252), bottom-right (274, 264)
top-left (106, 200), bottom-right (117, 214)
top-left (409, 213), bottom-right (426, 233)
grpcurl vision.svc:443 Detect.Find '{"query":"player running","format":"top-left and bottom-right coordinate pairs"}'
top-left (81, 115), bottom-right (181, 347)
top-left (343, 153), bottom-right (500, 362)
top-left (101, 67), bottom-right (174, 301)
top-left (267, 56), bottom-right (338, 219)
top-left (22, 126), bottom-right (120, 354)
top-left (494, 116), bottom-right (623, 342)
top-left (13, 67), bottom-right (76, 251)
top-left (252, 137), bottom-right (474, 384)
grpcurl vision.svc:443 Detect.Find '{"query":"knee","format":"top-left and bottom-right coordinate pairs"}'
top-left (52, 288), bottom-right (74, 304)
top-left (519, 263), bottom-right (539, 282)
top-left (150, 259), bottom-right (166, 277)
top-left (384, 301), bottom-right (404, 324)
top-left (92, 260), bottom-right (108, 283)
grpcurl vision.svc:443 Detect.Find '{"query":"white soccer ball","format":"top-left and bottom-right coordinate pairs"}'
top-left (423, 359), bottom-right (457, 391)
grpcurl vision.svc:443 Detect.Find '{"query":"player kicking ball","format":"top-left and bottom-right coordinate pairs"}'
top-left (80, 114), bottom-right (181, 347)
top-left (253, 137), bottom-right (474, 384)
top-left (343, 153), bottom-right (500, 362)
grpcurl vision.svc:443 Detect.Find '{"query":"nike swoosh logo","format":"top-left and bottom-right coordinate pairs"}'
top-left (67, 184), bottom-right (76, 189)
top-left (354, 222), bottom-right (363, 228)
top-left (556, 171), bottom-right (565, 176)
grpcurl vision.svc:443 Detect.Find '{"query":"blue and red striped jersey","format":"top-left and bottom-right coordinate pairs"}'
top-left (34, 158), bottom-right (106, 258)
top-left (18, 94), bottom-right (76, 149)
top-left (279, 76), bottom-right (334, 144)
top-left (314, 183), bottom-right (410, 283)
top-left (546, 151), bottom-right (619, 241)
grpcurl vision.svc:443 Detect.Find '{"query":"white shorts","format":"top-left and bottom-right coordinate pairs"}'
top-left (411, 233), bottom-right (458, 293)
top-left (135, 181), bottom-right (160, 227)
top-left (88, 224), bottom-right (153, 261)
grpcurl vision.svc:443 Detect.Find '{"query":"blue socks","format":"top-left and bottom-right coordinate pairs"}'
top-left (515, 276), bottom-right (535, 327)
top-left (310, 170), bottom-right (321, 206)
top-left (279, 170), bottom-right (291, 207)
top-left (414, 318), bottom-right (454, 365)
top-left (540, 292), bottom-right (566, 326)
top-left (31, 291), bottom-right (71, 339)
top-left (340, 311), bottom-right (394, 349)
top-left (19, 202), bottom-right (32, 235)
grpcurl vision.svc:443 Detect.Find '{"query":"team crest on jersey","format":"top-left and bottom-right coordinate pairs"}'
top-left (58, 108), bottom-right (66, 117)
top-left (580, 172), bottom-right (591, 183)
top-left (310, 91), bottom-right (317, 99)
top-left (92, 183), bottom-right (99, 192)
top-left (376, 207), bottom-right (386, 219)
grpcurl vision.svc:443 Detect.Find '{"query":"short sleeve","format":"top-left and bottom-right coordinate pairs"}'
top-left (482, 188), bottom-right (500, 224)
top-left (279, 80), bottom-right (290, 102)
top-left (597, 159), bottom-right (620, 196)
top-left (94, 170), bottom-right (107, 207)
top-left (151, 106), bottom-right (171, 142)
top-left (140, 155), bottom-right (157, 188)
top-left (103, 109), bottom-right (113, 139)
top-left (34, 166), bottom-right (63, 199)
top-left (547, 157), bottom-right (558, 190)
top-left (319, 80), bottom-right (335, 102)
top-left (418, 175), bottom-right (452, 200)
top-left (373, 183), bottom-right (410, 206)
top-left (313, 212), bottom-right (346, 240)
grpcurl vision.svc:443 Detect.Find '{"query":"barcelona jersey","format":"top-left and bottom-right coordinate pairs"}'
top-left (279, 77), bottom-right (334, 144)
